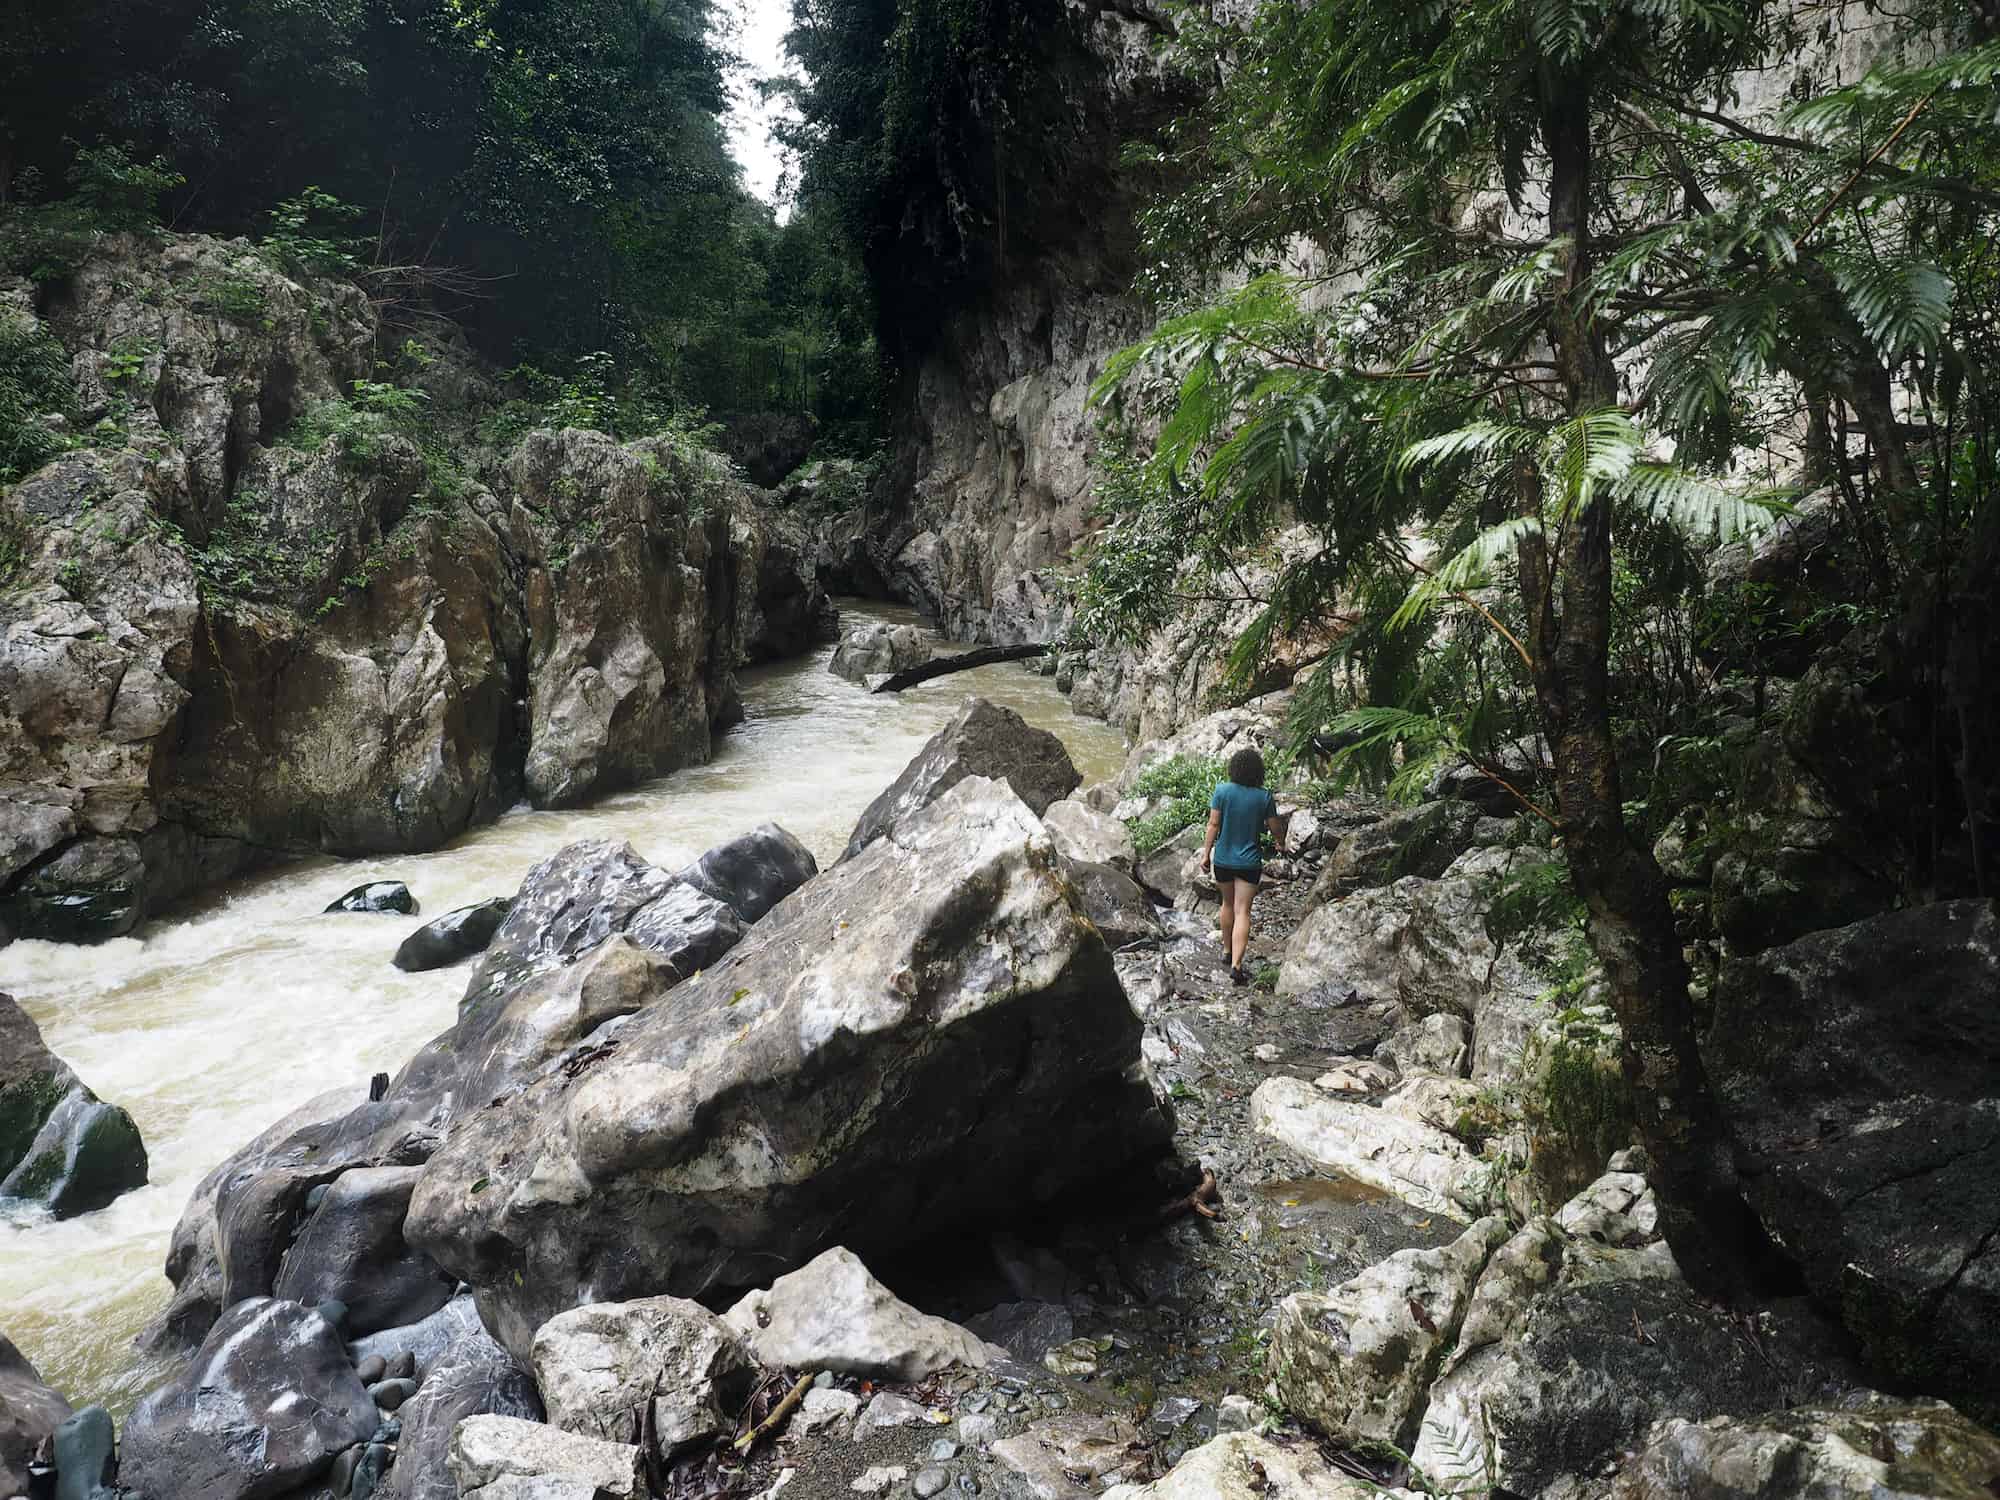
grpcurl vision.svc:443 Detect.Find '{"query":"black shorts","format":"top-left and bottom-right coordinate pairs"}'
top-left (1213, 862), bottom-right (1261, 887)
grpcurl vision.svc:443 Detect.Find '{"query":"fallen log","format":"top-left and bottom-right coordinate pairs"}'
top-left (871, 642), bottom-right (1049, 693)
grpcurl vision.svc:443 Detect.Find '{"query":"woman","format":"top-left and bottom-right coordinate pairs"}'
top-left (1199, 747), bottom-right (1291, 985)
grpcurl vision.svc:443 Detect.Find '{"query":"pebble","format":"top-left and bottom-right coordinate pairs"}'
top-left (384, 1350), bottom-right (416, 1381)
top-left (1149, 1395), bottom-right (1201, 1432)
top-left (354, 1354), bottom-right (387, 1385)
top-left (371, 1418), bottom-right (402, 1445)
top-left (813, 1370), bottom-right (835, 1389)
top-left (957, 1477), bottom-right (980, 1496)
top-left (317, 1298), bottom-right (350, 1332)
top-left (1252, 1043), bottom-right (1282, 1062)
top-left (929, 1439), bottom-right (961, 1461)
top-left (964, 1393), bottom-right (992, 1414)
top-left (849, 1465), bottom-right (906, 1495)
top-left (328, 1446), bottom-right (362, 1497)
top-left (351, 1441), bottom-right (390, 1500)
top-left (1217, 1394), bottom-right (1258, 1433)
top-left (367, 1377), bottom-right (418, 1411)
top-left (913, 1466), bottom-right (952, 1499)
top-left (957, 1413), bottom-right (1001, 1448)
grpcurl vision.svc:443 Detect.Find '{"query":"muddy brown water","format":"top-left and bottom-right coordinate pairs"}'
top-left (0, 602), bottom-right (1128, 1414)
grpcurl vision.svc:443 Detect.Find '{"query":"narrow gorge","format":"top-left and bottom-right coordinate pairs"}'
top-left (3, 1), bottom-right (1999, 1499)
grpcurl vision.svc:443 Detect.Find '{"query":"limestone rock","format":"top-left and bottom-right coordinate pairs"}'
top-left (0, 1333), bottom-right (70, 1498)
top-left (841, 698), bottom-right (1080, 859)
top-left (447, 1415), bottom-right (642, 1499)
top-left (1250, 1075), bottom-right (1489, 1220)
top-left (1610, 1399), bottom-right (2000, 1500)
top-left (725, 1248), bottom-right (991, 1381)
top-left (1118, 1431), bottom-right (1376, 1499)
top-left (1272, 1216), bottom-right (1511, 1447)
top-left (271, 1164), bottom-right (456, 1337)
top-left (1378, 1012), bottom-right (1471, 1079)
top-left (532, 1296), bottom-right (754, 1450)
top-left (1061, 858), bottom-right (1161, 949)
top-left (829, 622), bottom-right (930, 683)
top-left (990, 1413), bottom-right (1142, 1498)
top-left (1704, 900), bottom-right (2000, 1424)
top-left (394, 899), bottom-right (513, 972)
top-left (119, 1298), bottom-right (377, 1500)
top-left (1311, 801), bottom-right (1482, 902)
top-left (0, 992), bottom-right (147, 1217)
top-left (1042, 797), bottom-right (1137, 872)
top-left (672, 823), bottom-right (818, 925)
top-left (406, 778), bottom-right (1171, 1357)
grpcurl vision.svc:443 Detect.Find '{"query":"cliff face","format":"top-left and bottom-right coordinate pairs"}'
top-left (867, 9), bottom-right (1172, 663)
top-left (0, 234), bottom-right (829, 944)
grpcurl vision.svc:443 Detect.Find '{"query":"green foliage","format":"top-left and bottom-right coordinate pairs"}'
top-left (1124, 755), bottom-right (1225, 856)
top-left (189, 269), bottom-right (269, 324)
top-left (66, 143), bottom-right (184, 232)
top-left (0, 320), bottom-right (76, 483)
top-left (262, 187), bottom-right (366, 276)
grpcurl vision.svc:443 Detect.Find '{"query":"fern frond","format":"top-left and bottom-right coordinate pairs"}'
top-left (1388, 516), bottom-right (1544, 632)
top-left (1395, 420), bottom-right (1535, 479)
top-left (1616, 464), bottom-right (1790, 540)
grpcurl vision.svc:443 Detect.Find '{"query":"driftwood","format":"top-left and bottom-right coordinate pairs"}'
top-left (871, 642), bottom-right (1049, 693)
top-left (732, 1373), bottom-right (814, 1457)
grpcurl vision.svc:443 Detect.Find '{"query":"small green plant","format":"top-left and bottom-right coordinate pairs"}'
top-left (190, 270), bottom-right (269, 323)
top-left (1252, 963), bottom-right (1281, 993)
top-left (54, 557), bottom-right (85, 594)
top-left (102, 335), bottom-right (155, 385)
top-left (261, 187), bottom-right (365, 276)
top-left (1124, 754), bottom-right (1226, 856)
top-left (0, 319), bottom-right (76, 482)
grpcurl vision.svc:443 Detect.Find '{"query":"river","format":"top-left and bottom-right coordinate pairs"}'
top-left (0, 603), bottom-right (1128, 1414)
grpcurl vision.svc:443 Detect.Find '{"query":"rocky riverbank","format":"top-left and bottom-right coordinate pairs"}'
top-left (4, 689), bottom-right (1995, 1500)
top-left (0, 232), bottom-right (834, 947)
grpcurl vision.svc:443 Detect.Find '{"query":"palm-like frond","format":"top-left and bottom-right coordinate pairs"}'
top-left (1616, 464), bottom-right (1790, 540)
top-left (1388, 515), bottom-right (1544, 632)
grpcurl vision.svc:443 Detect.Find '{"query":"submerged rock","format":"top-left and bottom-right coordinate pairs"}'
top-left (120, 1298), bottom-right (378, 1500)
top-left (406, 777), bottom-right (1170, 1357)
top-left (0, 1333), bottom-right (71, 1498)
top-left (0, 992), bottom-right (147, 1218)
top-left (841, 697), bottom-right (1080, 859)
top-left (393, 898), bottom-right (513, 972)
top-left (327, 881), bottom-right (418, 915)
top-left (723, 1247), bottom-right (992, 1382)
top-left (1704, 899), bottom-right (2000, 1424)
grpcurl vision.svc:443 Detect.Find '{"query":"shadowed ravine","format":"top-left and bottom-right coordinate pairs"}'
top-left (0, 602), bottom-right (1127, 1417)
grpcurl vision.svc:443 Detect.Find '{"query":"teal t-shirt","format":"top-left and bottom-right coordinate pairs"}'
top-left (1210, 781), bottom-right (1277, 869)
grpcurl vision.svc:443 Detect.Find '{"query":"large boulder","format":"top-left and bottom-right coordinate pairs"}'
top-left (0, 1333), bottom-right (70, 1498)
top-left (510, 430), bottom-right (743, 809)
top-left (532, 1296), bottom-right (754, 1450)
top-left (1042, 796), bottom-right (1138, 872)
top-left (380, 1298), bottom-right (544, 1500)
top-left (1272, 1215), bottom-right (1513, 1447)
top-left (1408, 1171), bottom-right (1854, 1500)
top-left (0, 992), bottom-right (147, 1217)
top-left (406, 777), bottom-right (1172, 1356)
top-left (1251, 1075), bottom-right (1490, 1220)
top-left (671, 823), bottom-right (818, 925)
top-left (829, 621), bottom-right (931, 683)
top-left (270, 1164), bottom-right (456, 1336)
top-left (1310, 800), bottom-right (1483, 902)
top-left (1704, 900), bottom-right (2000, 1424)
top-left (1611, 1399), bottom-right (2000, 1500)
top-left (841, 698), bottom-right (1080, 859)
top-left (150, 829), bottom-right (807, 1354)
top-left (723, 1247), bottom-right (991, 1381)
top-left (119, 1298), bottom-right (378, 1500)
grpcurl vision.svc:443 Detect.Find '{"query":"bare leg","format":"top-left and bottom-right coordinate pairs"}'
top-left (1229, 879), bottom-right (1258, 970)
top-left (1217, 878), bottom-right (1236, 956)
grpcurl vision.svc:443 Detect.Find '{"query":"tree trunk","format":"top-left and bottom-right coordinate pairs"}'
top-left (1528, 80), bottom-right (1759, 1300)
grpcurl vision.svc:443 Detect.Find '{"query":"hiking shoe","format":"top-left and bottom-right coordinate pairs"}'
top-left (1231, 965), bottom-right (1250, 987)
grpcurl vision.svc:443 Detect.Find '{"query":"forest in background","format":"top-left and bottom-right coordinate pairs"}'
top-left (0, 0), bottom-right (882, 451)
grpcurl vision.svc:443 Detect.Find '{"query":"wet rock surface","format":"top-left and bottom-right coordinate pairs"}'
top-left (0, 991), bottom-right (147, 1218)
top-left (830, 621), bottom-right (932, 683)
top-left (393, 898), bottom-right (512, 972)
top-left (0, 1332), bottom-right (70, 1498)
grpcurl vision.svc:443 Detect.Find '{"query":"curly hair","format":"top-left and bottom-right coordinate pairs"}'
top-left (1227, 747), bottom-right (1266, 788)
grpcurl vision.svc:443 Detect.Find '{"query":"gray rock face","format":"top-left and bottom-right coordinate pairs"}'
top-left (380, 1297), bottom-right (543, 1500)
top-left (0, 992), bottom-right (147, 1217)
top-left (406, 778), bottom-right (1171, 1357)
top-left (723, 1247), bottom-right (992, 1381)
top-left (510, 431), bottom-right (743, 809)
top-left (829, 621), bottom-right (931, 683)
top-left (672, 823), bottom-right (818, 925)
top-left (1041, 797), bottom-right (1137, 871)
top-left (1061, 858), bottom-right (1161, 950)
top-left (120, 1298), bottom-right (378, 1500)
top-left (447, 1416), bottom-right (642, 1499)
top-left (842, 697), bottom-right (1080, 860)
top-left (1311, 800), bottom-right (1483, 902)
top-left (393, 898), bottom-right (513, 972)
top-left (1704, 899), bottom-right (2000, 1425)
top-left (1610, 1399), bottom-right (2000, 1500)
top-left (1251, 1075), bottom-right (1489, 1220)
top-left (0, 1333), bottom-right (70, 1498)
top-left (271, 1164), bottom-right (455, 1337)
top-left (532, 1296), bottom-right (753, 1450)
